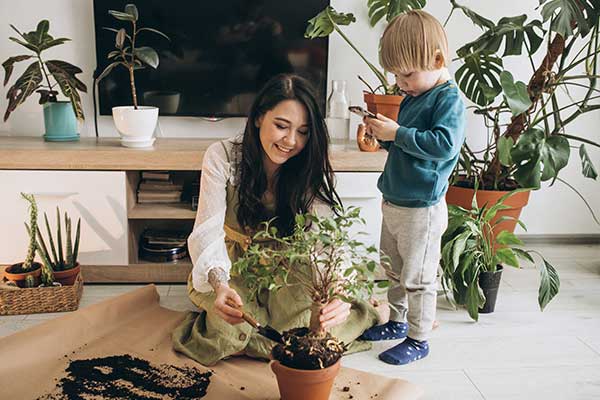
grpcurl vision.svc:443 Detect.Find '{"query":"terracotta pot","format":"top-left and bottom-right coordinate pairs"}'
top-left (53, 262), bottom-right (81, 286)
top-left (363, 92), bottom-right (404, 120)
top-left (4, 262), bottom-right (42, 288)
top-left (446, 185), bottom-right (531, 241)
top-left (271, 359), bottom-right (341, 400)
top-left (356, 124), bottom-right (380, 152)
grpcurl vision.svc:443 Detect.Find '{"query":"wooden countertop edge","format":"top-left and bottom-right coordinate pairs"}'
top-left (0, 137), bottom-right (387, 171)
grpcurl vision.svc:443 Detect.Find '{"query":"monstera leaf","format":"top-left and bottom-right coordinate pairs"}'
top-left (449, 0), bottom-right (495, 30)
top-left (455, 52), bottom-right (503, 106)
top-left (367, 0), bottom-right (426, 27)
top-left (3, 61), bottom-right (42, 122)
top-left (579, 144), bottom-right (598, 180)
top-left (500, 70), bottom-right (532, 116)
top-left (510, 128), bottom-right (570, 188)
top-left (305, 6), bottom-right (356, 39)
top-left (539, 0), bottom-right (600, 38)
top-left (456, 15), bottom-right (544, 58)
top-left (46, 60), bottom-right (87, 120)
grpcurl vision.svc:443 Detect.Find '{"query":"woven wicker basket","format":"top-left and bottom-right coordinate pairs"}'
top-left (0, 273), bottom-right (83, 315)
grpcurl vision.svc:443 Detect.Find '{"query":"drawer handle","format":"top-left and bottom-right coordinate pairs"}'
top-left (30, 191), bottom-right (79, 197)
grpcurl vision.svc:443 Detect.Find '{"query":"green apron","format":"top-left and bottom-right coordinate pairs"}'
top-left (172, 143), bottom-right (379, 366)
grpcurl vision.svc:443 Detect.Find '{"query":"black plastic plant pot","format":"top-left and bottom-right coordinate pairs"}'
top-left (478, 265), bottom-right (503, 314)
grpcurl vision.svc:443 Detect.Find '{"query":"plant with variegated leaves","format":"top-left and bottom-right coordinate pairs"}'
top-left (97, 3), bottom-right (170, 109)
top-left (2, 20), bottom-right (87, 122)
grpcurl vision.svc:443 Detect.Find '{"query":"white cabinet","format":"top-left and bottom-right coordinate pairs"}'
top-left (0, 171), bottom-right (128, 266)
top-left (335, 172), bottom-right (382, 250)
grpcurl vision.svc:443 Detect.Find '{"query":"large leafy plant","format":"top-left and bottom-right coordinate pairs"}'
top-left (2, 20), bottom-right (87, 122)
top-left (440, 188), bottom-right (560, 321)
top-left (97, 3), bottom-right (169, 109)
top-left (232, 206), bottom-right (389, 336)
top-left (309, 0), bottom-right (599, 218)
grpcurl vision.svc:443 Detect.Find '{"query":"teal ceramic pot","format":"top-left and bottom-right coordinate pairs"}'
top-left (43, 101), bottom-right (79, 142)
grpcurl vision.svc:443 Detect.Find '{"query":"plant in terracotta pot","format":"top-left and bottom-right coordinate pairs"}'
top-left (35, 207), bottom-right (81, 286)
top-left (4, 193), bottom-right (42, 288)
top-left (232, 206), bottom-right (388, 400)
top-left (2, 20), bottom-right (87, 142)
top-left (436, 0), bottom-right (600, 233)
top-left (305, 6), bottom-right (407, 120)
top-left (440, 187), bottom-right (560, 321)
top-left (97, 3), bottom-right (169, 148)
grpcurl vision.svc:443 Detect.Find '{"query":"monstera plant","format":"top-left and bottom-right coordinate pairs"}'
top-left (2, 20), bottom-right (87, 141)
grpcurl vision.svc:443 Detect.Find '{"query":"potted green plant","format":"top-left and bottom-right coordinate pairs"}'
top-left (35, 207), bottom-right (81, 286)
top-left (304, 6), bottom-right (406, 120)
top-left (97, 3), bottom-right (170, 148)
top-left (2, 20), bottom-right (87, 141)
top-left (440, 187), bottom-right (561, 321)
top-left (442, 0), bottom-right (600, 235)
top-left (232, 207), bottom-right (388, 400)
top-left (4, 193), bottom-right (43, 288)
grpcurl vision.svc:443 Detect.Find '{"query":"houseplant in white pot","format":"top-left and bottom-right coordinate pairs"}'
top-left (97, 3), bottom-right (169, 148)
top-left (232, 207), bottom-right (388, 400)
top-left (2, 20), bottom-right (87, 141)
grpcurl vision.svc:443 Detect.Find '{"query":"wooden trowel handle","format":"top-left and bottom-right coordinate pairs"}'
top-left (225, 298), bottom-right (260, 329)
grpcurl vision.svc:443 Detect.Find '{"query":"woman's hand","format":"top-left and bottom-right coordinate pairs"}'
top-left (214, 285), bottom-right (245, 325)
top-left (319, 298), bottom-right (351, 330)
top-left (364, 113), bottom-right (399, 142)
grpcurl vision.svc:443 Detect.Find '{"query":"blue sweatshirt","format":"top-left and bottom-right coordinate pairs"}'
top-left (378, 81), bottom-right (466, 208)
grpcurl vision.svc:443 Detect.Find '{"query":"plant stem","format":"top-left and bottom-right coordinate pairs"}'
top-left (36, 53), bottom-right (55, 100)
top-left (130, 20), bottom-right (138, 109)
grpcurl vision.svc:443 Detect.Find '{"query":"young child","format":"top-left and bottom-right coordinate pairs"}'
top-left (361, 10), bottom-right (466, 365)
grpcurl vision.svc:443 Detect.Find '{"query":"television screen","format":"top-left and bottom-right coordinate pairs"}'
top-left (93, 1), bottom-right (329, 117)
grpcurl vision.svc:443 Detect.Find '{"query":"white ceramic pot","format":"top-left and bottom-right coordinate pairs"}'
top-left (112, 106), bottom-right (159, 147)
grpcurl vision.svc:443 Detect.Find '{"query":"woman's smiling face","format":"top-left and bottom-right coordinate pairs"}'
top-left (257, 99), bottom-right (309, 170)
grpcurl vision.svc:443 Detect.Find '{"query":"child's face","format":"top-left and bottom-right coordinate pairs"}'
top-left (256, 99), bottom-right (309, 170)
top-left (394, 68), bottom-right (444, 97)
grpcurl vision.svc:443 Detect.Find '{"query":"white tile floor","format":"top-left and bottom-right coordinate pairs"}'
top-left (1, 243), bottom-right (599, 399)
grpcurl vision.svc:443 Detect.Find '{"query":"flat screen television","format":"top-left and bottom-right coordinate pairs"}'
top-left (93, 1), bottom-right (329, 117)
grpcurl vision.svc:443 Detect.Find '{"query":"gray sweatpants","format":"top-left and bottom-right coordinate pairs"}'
top-left (380, 198), bottom-right (448, 341)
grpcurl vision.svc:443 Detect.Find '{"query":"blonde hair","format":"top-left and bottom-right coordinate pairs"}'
top-left (380, 10), bottom-right (449, 74)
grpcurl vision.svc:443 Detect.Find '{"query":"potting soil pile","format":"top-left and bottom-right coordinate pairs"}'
top-left (0, 285), bottom-right (423, 399)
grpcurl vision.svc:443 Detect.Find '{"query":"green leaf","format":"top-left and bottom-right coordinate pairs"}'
top-left (455, 52), bottom-right (503, 106)
top-left (108, 9), bottom-right (137, 22)
top-left (45, 60), bottom-right (87, 121)
top-left (137, 27), bottom-right (170, 41)
top-left (8, 36), bottom-right (39, 53)
top-left (451, 1), bottom-right (495, 30)
top-left (2, 55), bottom-right (33, 86)
top-left (3, 61), bottom-right (42, 122)
top-left (305, 6), bottom-right (356, 39)
top-left (125, 4), bottom-right (139, 21)
top-left (538, 258), bottom-right (560, 310)
top-left (116, 28), bottom-right (126, 49)
top-left (579, 144), bottom-right (598, 180)
top-left (367, 0), bottom-right (426, 27)
top-left (97, 61), bottom-right (123, 82)
top-left (539, 0), bottom-right (599, 38)
top-left (500, 70), bottom-right (532, 116)
top-left (38, 38), bottom-right (71, 52)
top-left (456, 15), bottom-right (544, 58)
top-left (510, 128), bottom-right (570, 188)
top-left (495, 230), bottom-right (523, 246)
top-left (135, 47), bottom-right (159, 68)
top-left (498, 136), bottom-right (514, 166)
top-left (452, 231), bottom-right (472, 269)
top-left (466, 280), bottom-right (484, 321)
top-left (513, 248), bottom-right (535, 264)
top-left (35, 20), bottom-right (50, 45)
top-left (495, 248), bottom-right (520, 268)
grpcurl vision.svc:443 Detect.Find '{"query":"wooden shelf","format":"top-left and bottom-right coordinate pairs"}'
top-left (81, 261), bottom-right (192, 283)
top-left (128, 203), bottom-right (196, 219)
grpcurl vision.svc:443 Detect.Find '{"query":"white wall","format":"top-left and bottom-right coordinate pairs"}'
top-left (0, 0), bottom-right (598, 235)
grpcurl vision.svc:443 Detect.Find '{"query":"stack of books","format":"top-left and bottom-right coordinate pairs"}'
top-left (137, 171), bottom-right (183, 204)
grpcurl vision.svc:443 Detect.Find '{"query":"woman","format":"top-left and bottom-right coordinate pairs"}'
top-left (172, 74), bottom-right (380, 365)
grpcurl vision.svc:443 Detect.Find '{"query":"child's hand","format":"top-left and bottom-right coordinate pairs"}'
top-left (214, 285), bottom-right (245, 325)
top-left (364, 113), bottom-right (399, 142)
top-left (319, 298), bottom-right (351, 330)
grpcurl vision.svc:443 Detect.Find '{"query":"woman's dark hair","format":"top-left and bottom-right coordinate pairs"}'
top-left (237, 74), bottom-right (341, 236)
